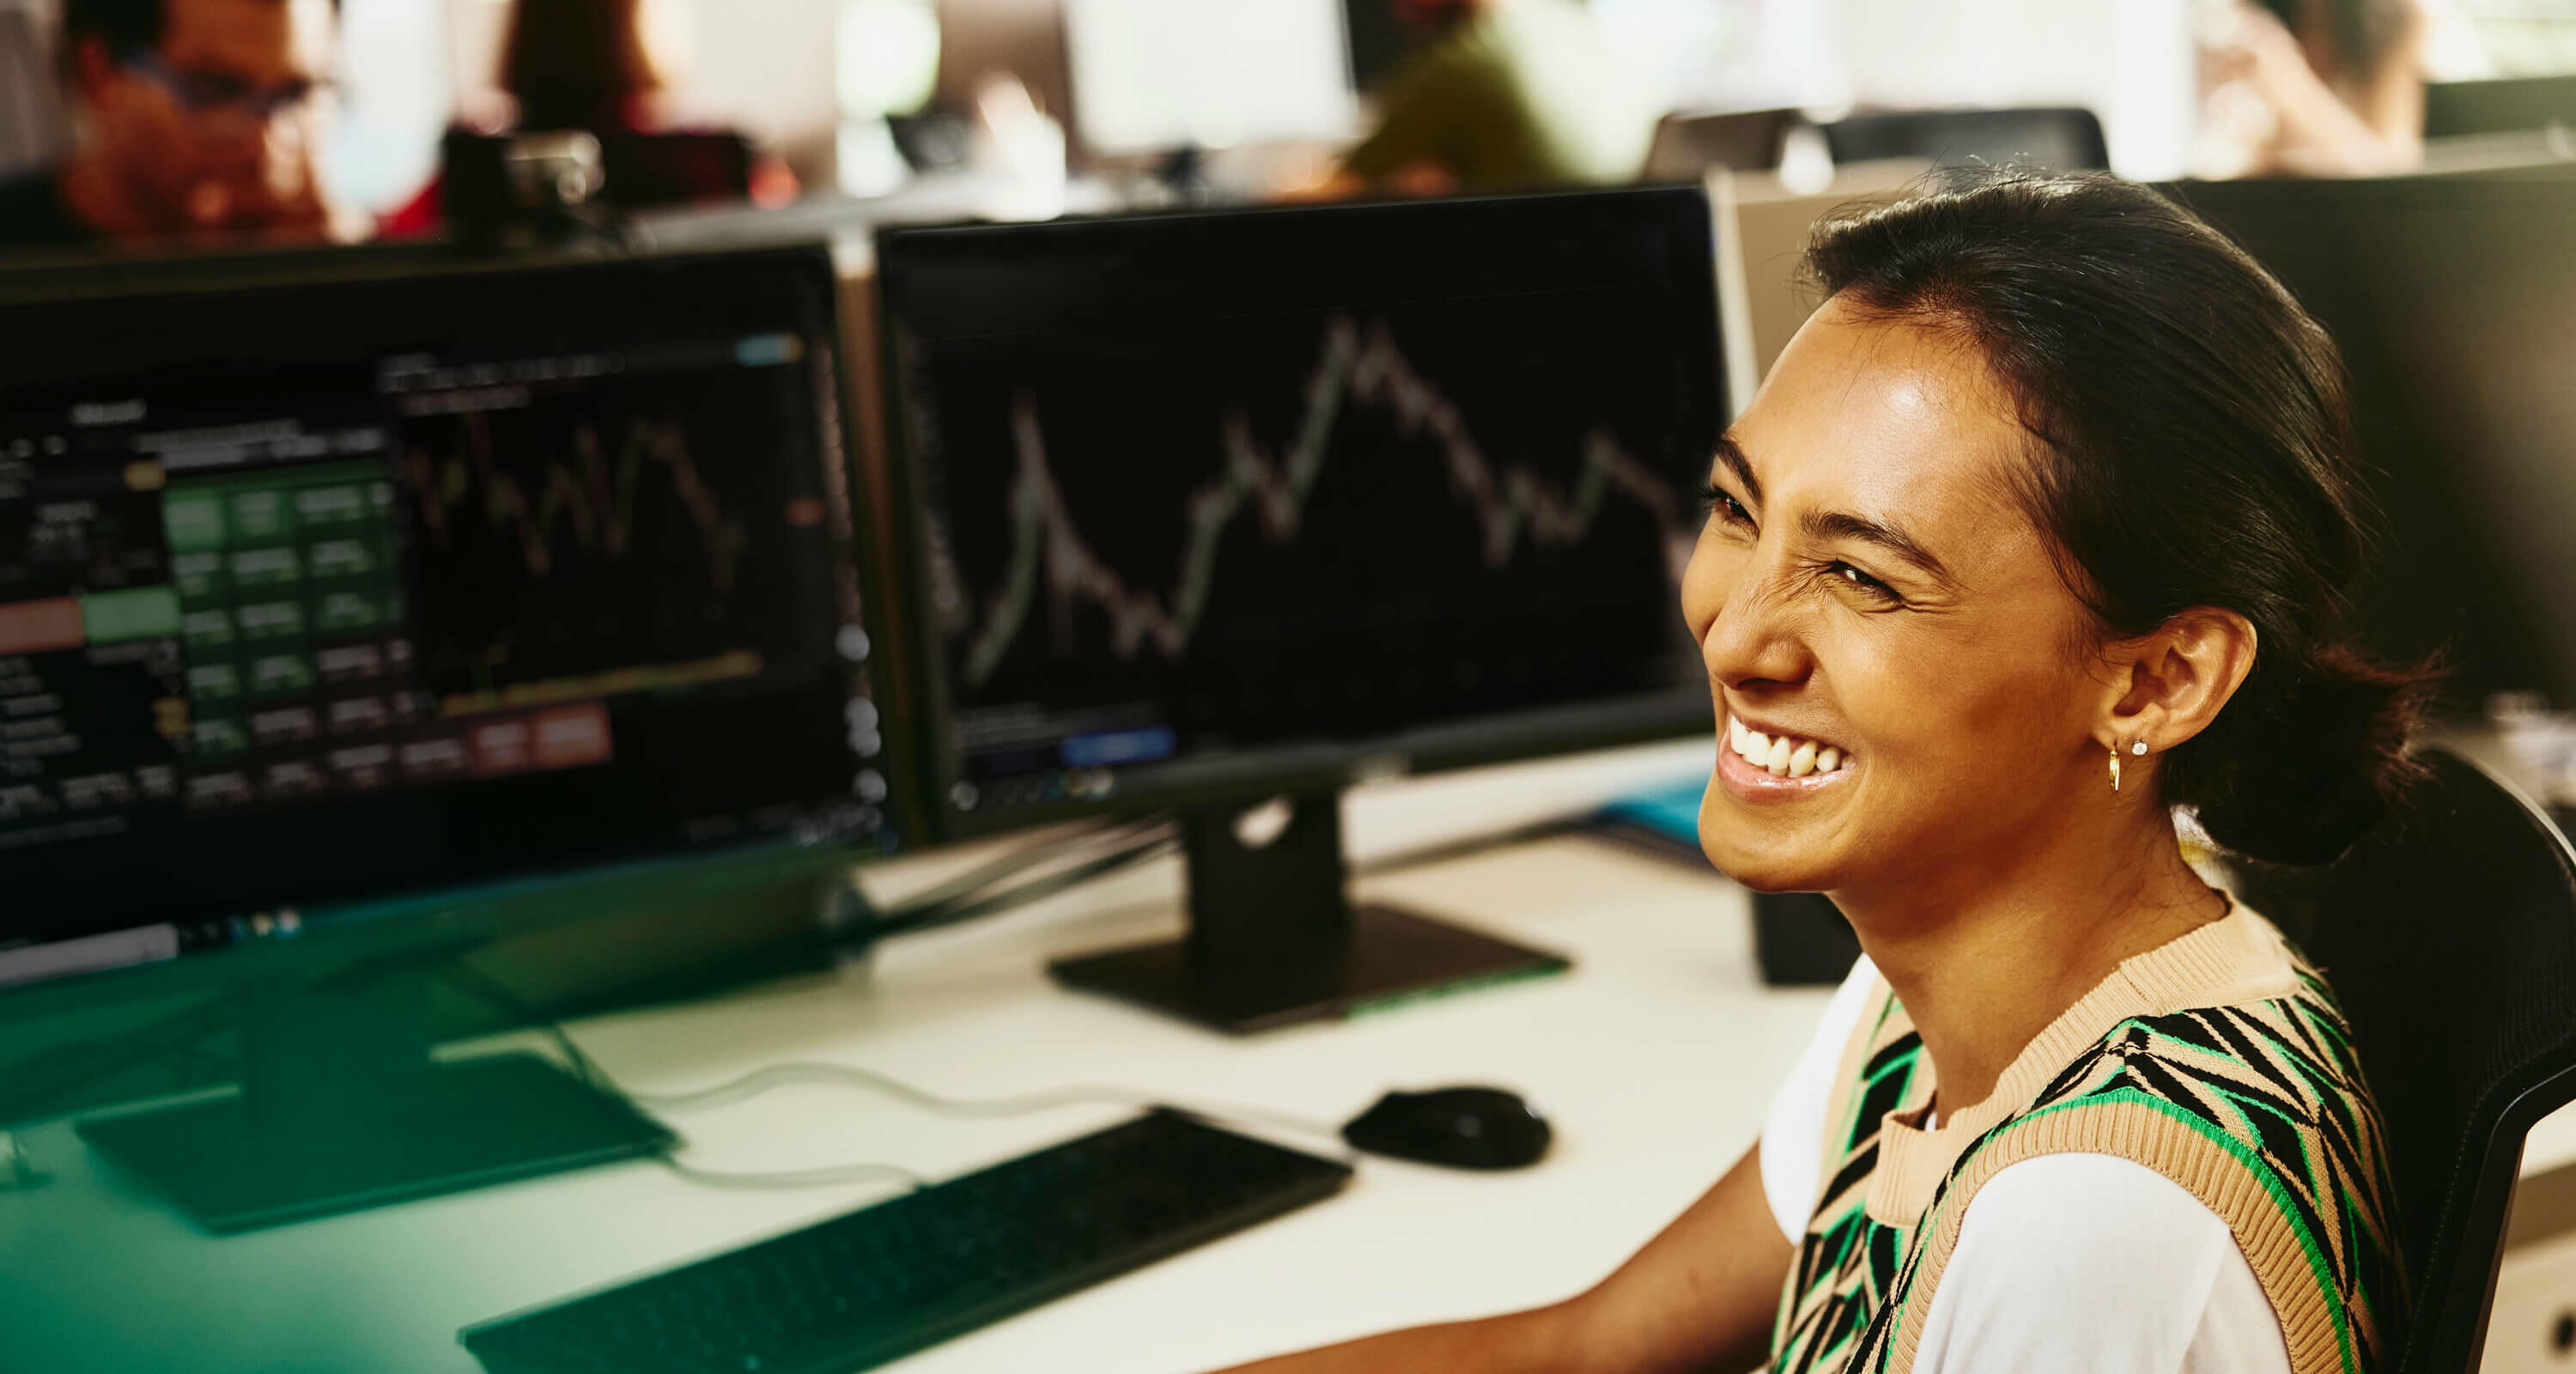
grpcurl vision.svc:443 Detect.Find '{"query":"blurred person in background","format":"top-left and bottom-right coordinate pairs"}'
top-left (495, 0), bottom-right (674, 137)
top-left (0, 0), bottom-right (340, 248)
top-left (1327, 0), bottom-right (1656, 195)
top-left (380, 0), bottom-right (790, 238)
top-left (2202, 0), bottom-right (2427, 176)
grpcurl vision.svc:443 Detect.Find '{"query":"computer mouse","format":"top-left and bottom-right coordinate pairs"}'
top-left (1341, 1086), bottom-right (1552, 1170)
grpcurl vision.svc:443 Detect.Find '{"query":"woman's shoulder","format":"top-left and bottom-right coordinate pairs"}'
top-left (1917, 1153), bottom-right (2291, 1374)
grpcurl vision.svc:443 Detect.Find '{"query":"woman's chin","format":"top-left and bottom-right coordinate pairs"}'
top-left (1696, 812), bottom-right (1837, 893)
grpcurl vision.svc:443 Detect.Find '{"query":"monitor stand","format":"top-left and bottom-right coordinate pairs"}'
top-left (1047, 791), bottom-right (1570, 1035)
top-left (75, 964), bottom-right (671, 1234)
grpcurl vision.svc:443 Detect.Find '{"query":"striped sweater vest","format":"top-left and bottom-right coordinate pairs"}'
top-left (1767, 903), bottom-right (2406, 1374)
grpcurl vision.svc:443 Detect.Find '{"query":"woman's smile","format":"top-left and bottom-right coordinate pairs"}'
top-left (1715, 713), bottom-right (1858, 802)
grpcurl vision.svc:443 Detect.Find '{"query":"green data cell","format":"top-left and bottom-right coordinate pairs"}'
top-left (228, 489), bottom-right (294, 541)
top-left (292, 483), bottom-right (372, 531)
top-left (310, 589), bottom-right (388, 635)
top-left (171, 550), bottom-right (228, 602)
top-left (182, 608), bottom-right (236, 652)
top-left (192, 716), bottom-right (250, 758)
top-left (161, 491), bottom-right (228, 551)
top-left (186, 661), bottom-right (243, 704)
top-left (304, 537), bottom-right (380, 581)
top-left (82, 586), bottom-right (182, 643)
top-left (246, 653), bottom-right (317, 698)
top-left (234, 599), bottom-right (307, 643)
top-left (227, 545), bottom-right (303, 589)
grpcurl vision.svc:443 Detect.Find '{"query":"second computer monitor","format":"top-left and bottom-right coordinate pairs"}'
top-left (2179, 176), bottom-right (2576, 713)
top-left (877, 187), bottom-right (1725, 838)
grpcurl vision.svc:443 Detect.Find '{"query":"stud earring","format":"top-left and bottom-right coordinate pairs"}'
top-left (2111, 739), bottom-right (2149, 793)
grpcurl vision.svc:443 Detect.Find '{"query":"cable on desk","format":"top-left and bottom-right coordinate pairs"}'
top-left (653, 1156), bottom-right (929, 1193)
top-left (1350, 813), bottom-right (1595, 879)
top-left (445, 962), bottom-right (1359, 1171)
top-left (444, 961), bottom-right (943, 1194)
top-left (629, 1061), bottom-right (1358, 1164)
top-left (871, 814), bottom-right (1170, 928)
top-left (858, 830), bottom-right (1182, 945)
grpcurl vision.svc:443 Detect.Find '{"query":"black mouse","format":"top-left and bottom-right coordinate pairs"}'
top-left (1342, 1085), bottom-right (1552, 1170)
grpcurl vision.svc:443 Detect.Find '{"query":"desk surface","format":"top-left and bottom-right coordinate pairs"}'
top-left (3, 739), bottom-right (1852, 1374)
top-left (13, 733), bottom-right (2571, 1374)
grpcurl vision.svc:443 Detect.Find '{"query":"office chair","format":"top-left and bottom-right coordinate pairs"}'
top-left (2296, 746), bottom-right (2576, 1371)
top-left (1819, 106), bottom-right (2109, 173)
top-left (1643, 108), bottom-right (1799, 179)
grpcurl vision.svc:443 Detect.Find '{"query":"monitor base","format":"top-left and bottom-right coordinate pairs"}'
top-left (76, 1050), bottom-right (672, 1234)
top-left (1048, 903), bottom-right (1567, 1036)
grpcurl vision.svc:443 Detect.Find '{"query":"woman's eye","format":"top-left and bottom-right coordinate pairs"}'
top-left (1831, 562), bottom-right (1899, 601)
top-left (1698, 483), bottom-right (1752, 528)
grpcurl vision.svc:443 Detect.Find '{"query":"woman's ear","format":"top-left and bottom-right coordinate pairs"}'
top-left (2097, 607), bottom-right (2258, 756)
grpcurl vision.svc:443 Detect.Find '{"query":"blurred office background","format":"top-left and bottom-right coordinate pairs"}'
top-left (4, 0), bottom-right (2576, 230)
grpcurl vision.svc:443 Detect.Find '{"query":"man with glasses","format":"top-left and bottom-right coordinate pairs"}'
top-left (0, 0), bottom-right (338, 247)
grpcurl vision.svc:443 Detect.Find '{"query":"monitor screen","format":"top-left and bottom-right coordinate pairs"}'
top-left (878, 187), bottom-right (1723, 833)
top-left (2177, 177), bottom-right (2576, 712)
top-left (0, 246), bottom-right (897, 988)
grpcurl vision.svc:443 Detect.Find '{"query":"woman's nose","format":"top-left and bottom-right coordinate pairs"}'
top-left (1698, 567), bottom-right (1809, 690)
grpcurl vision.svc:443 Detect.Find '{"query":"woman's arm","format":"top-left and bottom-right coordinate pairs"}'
top-left (1213, 1141), bottom-right (1792, 1374)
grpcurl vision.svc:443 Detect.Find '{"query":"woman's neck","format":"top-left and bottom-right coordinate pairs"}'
top-left (1834, 806), bottom-right (2227, 1118)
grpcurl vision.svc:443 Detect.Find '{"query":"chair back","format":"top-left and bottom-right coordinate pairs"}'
top-left (1820, 106), bottom-right (2107, 173)
top-left (1644, 108), bottom-right (1799, 179)
top-left (2302, 747), bottom-right (2576, 1371)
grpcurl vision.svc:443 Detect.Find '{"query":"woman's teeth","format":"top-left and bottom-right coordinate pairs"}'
top-left (1728, 716), bottom-right (1852, 778)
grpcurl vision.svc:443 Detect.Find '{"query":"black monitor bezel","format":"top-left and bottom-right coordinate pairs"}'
top-left (873, 185), bottom-right (1725, 842)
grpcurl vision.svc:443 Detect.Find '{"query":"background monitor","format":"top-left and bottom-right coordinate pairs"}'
top-left (875, 187), bottom-right (1723, 1030)
top-left (0, 243), bottom-right (900, 1229)
top-left (1062, 0), bottom-right (1360, 156)
top-left (2175, 176), bottom-right (2576, 714)
top-left (2425, 76), bottom-right (2576, 140)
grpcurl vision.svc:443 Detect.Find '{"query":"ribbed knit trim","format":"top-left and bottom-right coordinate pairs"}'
top-left (1882, 1099), bottom-right (2348, 1374)
top-left (1864, 897), bottom-right (2300, 1225)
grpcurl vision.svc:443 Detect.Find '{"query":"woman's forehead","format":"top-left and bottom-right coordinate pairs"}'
top-left (1733, 304), bottom-right (2052, 575)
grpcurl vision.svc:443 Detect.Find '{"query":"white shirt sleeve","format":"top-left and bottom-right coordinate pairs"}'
top-left (1758, 954), bottom-right (1884, 1242)
top-left (1911, 1154), bottom-right (2293, 1374)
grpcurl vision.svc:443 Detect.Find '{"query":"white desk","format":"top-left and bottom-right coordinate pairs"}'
top-left (0, 739), bottom-right (1855, 1374)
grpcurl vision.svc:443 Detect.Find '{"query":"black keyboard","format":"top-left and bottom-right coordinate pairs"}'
top-left (460, 1109), bottom-right (1353, 1374)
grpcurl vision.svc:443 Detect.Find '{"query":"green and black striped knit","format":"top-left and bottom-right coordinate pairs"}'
top-left (1770, 901), bottom-right (2405, 1374)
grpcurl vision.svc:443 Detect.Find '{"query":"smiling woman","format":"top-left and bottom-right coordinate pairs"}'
top-left (1220, 169), bottom-right (2429, 1374)
top-left (1685, 169), bottom-right (2430, 1374)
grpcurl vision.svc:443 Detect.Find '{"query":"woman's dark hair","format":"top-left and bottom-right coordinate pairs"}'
top-left (500, 0), bottom-right (665, 133)
top-left (1801, 168), bottom-right (2436, 866)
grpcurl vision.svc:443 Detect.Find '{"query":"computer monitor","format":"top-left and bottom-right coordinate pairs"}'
top-left (0, 243), bottom-right (902, 1230)
top-left (2426, 76), bottom-right (2576, 140)
top-left (2172, 176), bottom-right (2576, 713)
top-left (874, 186), bottom-right (1723, 1031)
top-left (1062, 0), bottom-right (1360, 157)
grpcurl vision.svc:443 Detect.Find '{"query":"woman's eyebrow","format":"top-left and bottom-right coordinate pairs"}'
top-left (1800, 508), bottom-right (1957, 587)
top-left (1710, 434), bottom-right (1761, 506)
top-left (1714, 432), bottom-right (1955, 587)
